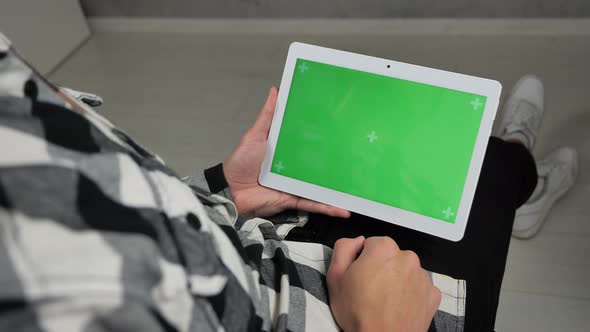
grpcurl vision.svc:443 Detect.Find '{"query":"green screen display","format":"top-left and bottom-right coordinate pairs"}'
top-left (272, 59), bottom-right (486, 223)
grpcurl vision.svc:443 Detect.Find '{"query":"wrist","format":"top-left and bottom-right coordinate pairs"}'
top-left (218, 164), bottom-right (248, 214)
top-left (339, 313), bottom-right (387, 332)
top-left (220, 163), bottom-right (240, 198)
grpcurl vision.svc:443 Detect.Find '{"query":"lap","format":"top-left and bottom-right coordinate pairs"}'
top-left (286, 137), bottom-right (537, 331)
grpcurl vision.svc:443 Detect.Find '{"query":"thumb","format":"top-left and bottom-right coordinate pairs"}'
top-left (251, 86), bottom-right (279, 137)
top-left (327, 236), bottom-right (365, 284)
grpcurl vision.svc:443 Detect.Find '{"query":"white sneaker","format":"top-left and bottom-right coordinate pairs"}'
top-left (498, 75), bottom-right (544, 150)
top-left (512, 147), bottom-right (578, 239)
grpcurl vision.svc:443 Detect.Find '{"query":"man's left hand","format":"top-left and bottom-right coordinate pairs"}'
top-left (223, 87), bottom-right (351, 218)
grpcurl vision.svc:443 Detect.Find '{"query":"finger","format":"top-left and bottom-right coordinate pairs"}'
top-left (328, 236), bottom-right (365, 281)
top-left (293, 198), bottom-right (351, 218)
top-left (360, 236), bottom-right (400, 261)
top-left (251, 86), bottom-right (279, 136)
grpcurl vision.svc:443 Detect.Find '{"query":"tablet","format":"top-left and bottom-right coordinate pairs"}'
top-left (259, 42), bottom-right (501, 241)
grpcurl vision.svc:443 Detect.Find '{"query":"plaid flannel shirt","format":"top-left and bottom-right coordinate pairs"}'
top-left (0, 33), bottom-right (466, 331)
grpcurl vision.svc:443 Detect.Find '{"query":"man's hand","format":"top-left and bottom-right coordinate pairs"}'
top-left (327, 236), bottom-right (441, 332)
top-left (223, 87), bottom-right (350, 218)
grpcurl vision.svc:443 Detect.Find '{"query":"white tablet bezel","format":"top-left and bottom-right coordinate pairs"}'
top-left (259, 42), bottom-right (501, 241)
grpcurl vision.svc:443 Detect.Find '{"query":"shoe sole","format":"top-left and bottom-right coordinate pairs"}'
top-left (512, 154), bottom-right (578, 239)
top-left (512, 182), bottom-right (572, 239)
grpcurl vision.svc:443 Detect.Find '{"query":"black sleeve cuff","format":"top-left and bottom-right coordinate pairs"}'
top-left (204, 163), bottom-right (230, 194)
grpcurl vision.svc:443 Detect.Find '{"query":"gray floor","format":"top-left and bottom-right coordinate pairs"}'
top-left (51, 30), bottom-right (589, 331)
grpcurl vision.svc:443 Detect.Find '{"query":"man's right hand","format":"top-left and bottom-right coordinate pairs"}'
top-left (327, 236), bottom-right (441, 332)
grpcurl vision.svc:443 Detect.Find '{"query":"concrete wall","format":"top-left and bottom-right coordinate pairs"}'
top-left (80, 0), bottom-right (590, 18)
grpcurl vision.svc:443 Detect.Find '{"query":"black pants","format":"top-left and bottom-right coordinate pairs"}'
top-left (285, 137), bottom-right (538, 331)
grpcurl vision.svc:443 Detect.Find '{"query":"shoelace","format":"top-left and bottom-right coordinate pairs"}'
top-left (526, 160), bottom-right (563, 205)
top-left (502, 100), bottom-right (541, 145)
top-left (537, 157), bottom-right (570, 189)
top-left (547, 160), bottom-right (569, 175)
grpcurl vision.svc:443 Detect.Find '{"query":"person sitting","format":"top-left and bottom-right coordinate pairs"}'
top-left (0, 35), bottom-right (577, 331)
